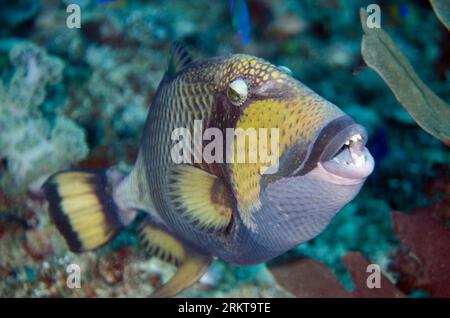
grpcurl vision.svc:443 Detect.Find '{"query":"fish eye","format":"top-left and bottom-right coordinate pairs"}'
top-left (227, 78), bottom-right (248, 106)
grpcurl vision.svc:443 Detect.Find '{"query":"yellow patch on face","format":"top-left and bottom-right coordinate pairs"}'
top-left (230, 94), bottom-right (343, 229)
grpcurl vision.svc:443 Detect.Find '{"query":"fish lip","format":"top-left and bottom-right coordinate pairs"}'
top-left (321, 147), bottom-right (375, 181)
top-left (320, 124), bottom-right (375, 180)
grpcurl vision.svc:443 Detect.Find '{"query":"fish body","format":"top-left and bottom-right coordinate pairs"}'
top-left (44, 44), bottom-right (374, 296)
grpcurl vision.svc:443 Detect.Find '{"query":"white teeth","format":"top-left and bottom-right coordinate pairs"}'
top-left (350, 134), bottom-right (362, 143)
top-left (344, 134), bottom-right (362, 146)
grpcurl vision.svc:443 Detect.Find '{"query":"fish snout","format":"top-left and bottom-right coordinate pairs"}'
top-left (319, 122), bottom-right (374, 182)
top-left (294, 116), bottom-right (375, 185)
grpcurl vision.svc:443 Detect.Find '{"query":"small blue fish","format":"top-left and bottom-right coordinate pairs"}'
top-left (399, 5), bottom-right (409, 17)
top-left (230, 0), bottom-right (252, 46)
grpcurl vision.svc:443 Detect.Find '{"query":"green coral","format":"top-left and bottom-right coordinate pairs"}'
top-left (0, 42), bottom-right (88, 195)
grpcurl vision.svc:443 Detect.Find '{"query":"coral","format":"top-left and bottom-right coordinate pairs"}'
top-left (269, 252), bottom-right (404, 298)
top-left (391, 211), bottom-right (450, 297)
top-left (270, 257), bottom-right (348, 298)
top-left (390, 168), bottom-right (450, 297)
top-left (0, 42), bottom-right (88, 195)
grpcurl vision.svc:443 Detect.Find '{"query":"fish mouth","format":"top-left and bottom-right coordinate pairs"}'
top-left (319, 123), bottom-right (374, 181)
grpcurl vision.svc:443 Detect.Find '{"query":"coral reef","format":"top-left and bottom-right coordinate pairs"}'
top-left (390, 166), bottom-right (450, 297)
top-left (0, 0), bottom-right (449, 297)
top-left (269, 252), bottom-right (404, 298)
top-left (0, 42), bottom-right (88, 195)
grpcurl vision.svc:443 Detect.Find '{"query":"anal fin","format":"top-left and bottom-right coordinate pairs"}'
top-left (137, 221), bottom-right (212, 297)
top-left (152, 253), bottom-right (211, 298)
top-left (138, 222), bottom-right (185, 267)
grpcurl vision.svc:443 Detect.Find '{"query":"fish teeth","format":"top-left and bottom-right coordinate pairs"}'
top-left (344, 134), bottom-right (362, 146)
top-left (350, 134), bottom-right (362, 143)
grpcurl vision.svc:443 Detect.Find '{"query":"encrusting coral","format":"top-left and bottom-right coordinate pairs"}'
top-left (0, 42), bottom-right (88, 195)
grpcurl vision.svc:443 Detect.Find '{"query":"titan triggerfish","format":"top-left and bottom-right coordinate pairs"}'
top-left (44, 43), bottom-right (375, 297)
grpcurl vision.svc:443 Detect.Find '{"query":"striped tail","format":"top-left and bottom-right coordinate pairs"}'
top-left (43, 169), bottom-right (128, 252)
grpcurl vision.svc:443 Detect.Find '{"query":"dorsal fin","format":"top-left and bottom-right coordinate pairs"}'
top-left (166, 42), bottom-right (193, 77)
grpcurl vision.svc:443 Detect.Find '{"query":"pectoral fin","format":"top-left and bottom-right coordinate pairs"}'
top-left (137, 220), bottom-right (212, 298)
top-left (167, 165), bottom-right (233, 233)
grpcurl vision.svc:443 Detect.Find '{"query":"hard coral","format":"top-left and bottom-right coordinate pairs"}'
top-left (0, 42), bottom-right (88, 195)
top-left (270, 252), bottom-right (404, 298)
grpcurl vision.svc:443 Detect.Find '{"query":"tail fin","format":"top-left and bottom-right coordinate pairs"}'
top-left (43, 169), bottom-right (126, 253)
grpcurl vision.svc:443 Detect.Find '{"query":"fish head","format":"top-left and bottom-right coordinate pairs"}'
top-left (213, 54), bottom-right (375, 262)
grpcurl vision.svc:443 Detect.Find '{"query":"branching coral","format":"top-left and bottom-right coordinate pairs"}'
top-left (0, 42), bottom-right (88, 195)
